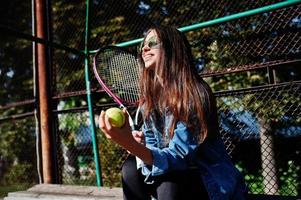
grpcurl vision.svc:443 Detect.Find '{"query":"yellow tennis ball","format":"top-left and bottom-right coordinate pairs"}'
top-left (105, 107), bottom-right (125, 128)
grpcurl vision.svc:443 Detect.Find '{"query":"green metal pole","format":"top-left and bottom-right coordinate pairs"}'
top-left (178, 0), bottom-right (301, 32)
top-left (84, 0), bottom-right (103, 187)
top-left (115, 0), bottom-right (301, 47)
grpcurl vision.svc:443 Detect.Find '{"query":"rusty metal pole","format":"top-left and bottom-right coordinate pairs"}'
top-left (35, 0), bottom-right (54, 183)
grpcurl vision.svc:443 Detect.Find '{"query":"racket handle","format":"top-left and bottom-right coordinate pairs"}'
top-left (129, 120), bottom-right (139, 131)
top-left (125, 109), bottom-right (137, 131)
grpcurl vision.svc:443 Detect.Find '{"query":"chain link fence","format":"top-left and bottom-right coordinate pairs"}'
top-left (217, 82), bottom-right (301, 195)
top-left (0, 117), bottom-right (39, 197)
top-left (0, 0), bottom-right (300, 198)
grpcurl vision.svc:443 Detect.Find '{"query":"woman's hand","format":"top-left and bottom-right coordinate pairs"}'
top-left (98, 108), bottom-right (153, 165)
top-left (132, 130), bottom-right (145, 146)
top-left (99, 108), bottom-right (133, 144)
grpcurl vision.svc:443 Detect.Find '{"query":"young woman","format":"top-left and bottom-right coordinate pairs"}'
top-left (99, 25), bottom-right (248, 200)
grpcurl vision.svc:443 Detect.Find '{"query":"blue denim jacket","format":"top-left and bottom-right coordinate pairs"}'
top-left (138, 110), bottom-right (248, 200)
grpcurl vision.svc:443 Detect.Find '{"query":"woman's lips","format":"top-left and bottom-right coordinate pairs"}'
top-left (143, 54), bottom-right (152, 61)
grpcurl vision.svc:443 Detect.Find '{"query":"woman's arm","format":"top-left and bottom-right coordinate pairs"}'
top-left (146, 121), bottom-right (199, 175)
top-left (99, 109), bottom-right (153, 165)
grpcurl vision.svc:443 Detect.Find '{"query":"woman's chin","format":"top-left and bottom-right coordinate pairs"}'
top-left (144, 62), bottom-right (155, 70)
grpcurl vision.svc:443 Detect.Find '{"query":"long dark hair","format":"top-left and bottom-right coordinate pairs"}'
top-left (138, 25), bottom-right (219, 142)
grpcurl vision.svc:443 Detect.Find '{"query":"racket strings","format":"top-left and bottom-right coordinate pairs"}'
top-left (96, 48), bottom-right (140, 105)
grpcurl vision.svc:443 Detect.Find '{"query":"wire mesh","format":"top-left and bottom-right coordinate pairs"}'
top-left (0, 0), bottom-right (32, 35)
top-left (52, 49), bottom-right (86, 95)
top-left (0, 35), bottom-right (34, 105)
top-left (193, 4), bottom-right (301, 76)
top-left (56, 110), bottom-right (96, 185)
top-left (217, 82), bottom-right (301, 195)
top-left (0, 117), bottom-right (39, 197)
top-left (0, 0), bottom-right (300, 198)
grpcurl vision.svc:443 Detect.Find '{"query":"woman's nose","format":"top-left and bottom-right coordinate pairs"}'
top-left (142, 45), bottom-right (150, 52)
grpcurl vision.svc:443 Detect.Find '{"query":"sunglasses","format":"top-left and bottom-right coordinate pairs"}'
top-left (138, 36), bottom-right (161, 52)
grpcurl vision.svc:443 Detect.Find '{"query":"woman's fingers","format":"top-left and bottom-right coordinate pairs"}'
top-left (99, 108), bottom-right (136, 149)
top-left (99, 111), bottom-right (106, 129)
top-left (99, 111), bottom-right (112, 139)
top-left (132, 131), bottom-right (145, 145)
top-left (104, 110), bottom-right (113, 131)
top-left (122, 108), bottom-right (132, 129)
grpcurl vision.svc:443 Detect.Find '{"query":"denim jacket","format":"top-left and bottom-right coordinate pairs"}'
top-left (138, 110), bottom-right (248, 200)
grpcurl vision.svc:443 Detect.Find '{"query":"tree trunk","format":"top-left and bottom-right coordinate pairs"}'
top-left (259, 117), bottom-right (278, 194)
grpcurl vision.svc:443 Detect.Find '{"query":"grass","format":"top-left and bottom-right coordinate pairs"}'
top-left (0, 184), bottom-right (32, 198)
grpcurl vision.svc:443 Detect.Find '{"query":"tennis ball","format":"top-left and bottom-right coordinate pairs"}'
top-left (105, 107), bottom-right (125, 128)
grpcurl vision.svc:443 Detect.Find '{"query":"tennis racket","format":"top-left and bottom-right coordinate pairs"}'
top-left (93, 46), bottom-right (141, 130)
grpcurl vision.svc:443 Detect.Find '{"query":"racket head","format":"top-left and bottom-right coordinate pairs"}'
top-left (93, 46), bottom-right (140, 107)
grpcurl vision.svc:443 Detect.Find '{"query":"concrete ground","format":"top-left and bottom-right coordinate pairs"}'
top-left (4, 184), bottom-right (123, 200)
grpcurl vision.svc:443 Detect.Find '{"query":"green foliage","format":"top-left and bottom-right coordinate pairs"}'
top-left (2, 162), bottom-right (36, 185)
top-left (0, 184), bottom-right (31, 198)
top-left (0, 119), bottom-right (36, 162)
top-left (236, 160), bottom-right (300, 195)
top-left (58, 99), bottom-right (88, 146)
top-left (278, 161), bottom-right (300, 196)
top-left (245, 172), bottom-right (265, 194)
top-left (97, 129), bottom-right (128, 187)
top-left (235, 162), bottom-right (264, 194)
top-left (0, 162), bottom-right (36, 197)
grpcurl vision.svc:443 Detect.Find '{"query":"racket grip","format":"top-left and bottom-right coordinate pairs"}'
top-left (131, 124), bottom-right (139, 131)
top-left (125, 110), bottom-right (137, 131)
top-left (129, 120), bottom-right (139, 131)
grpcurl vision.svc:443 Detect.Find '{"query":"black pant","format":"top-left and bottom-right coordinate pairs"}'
top-left (121, 155), bottom-right (209, 200)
